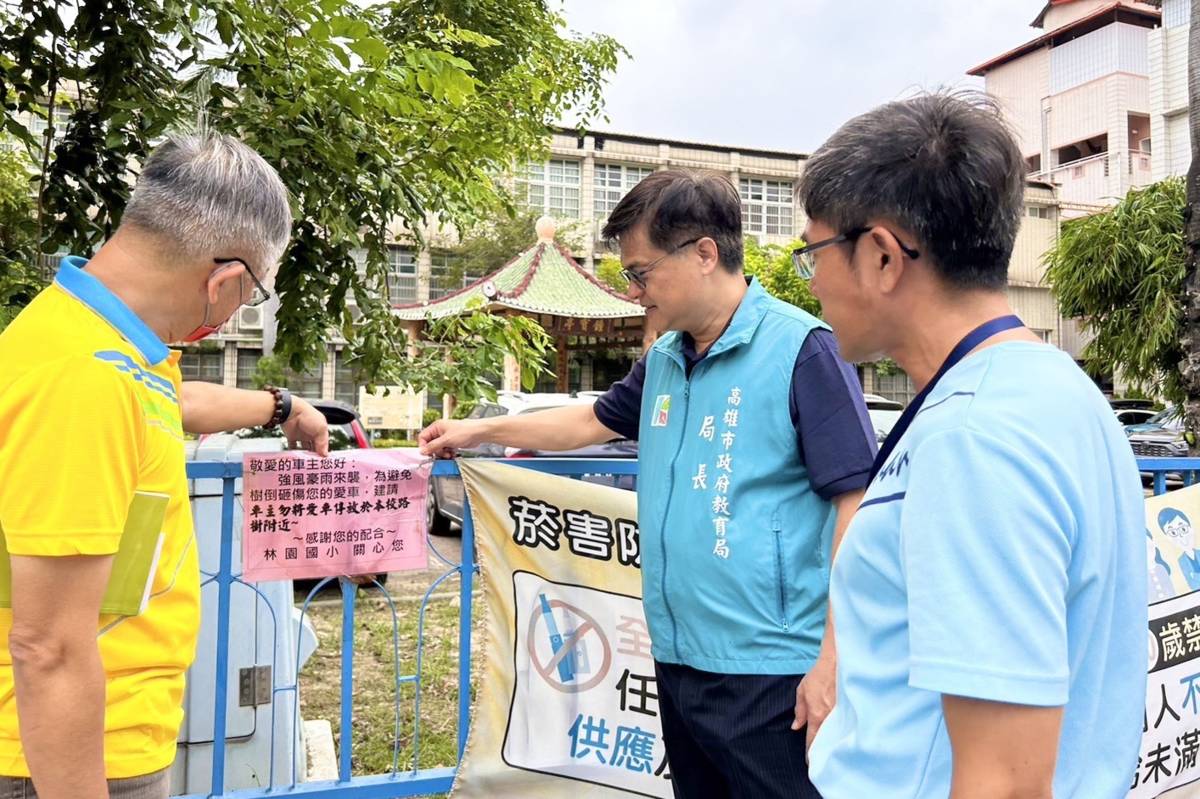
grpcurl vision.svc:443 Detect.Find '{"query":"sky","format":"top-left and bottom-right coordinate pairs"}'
top-left (556, 0), bottom-right (1045, 154)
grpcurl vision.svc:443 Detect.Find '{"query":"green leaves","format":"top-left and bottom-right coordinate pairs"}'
top-left (1044, 178), bottom-right (1188, 401)
top-left (743, 237), bottom-right (820, 317)
top-left (2, 0), bottom-right (625, 388)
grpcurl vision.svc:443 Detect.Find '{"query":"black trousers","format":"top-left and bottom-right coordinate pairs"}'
top-left (654, 661), bottom-right (822, 799)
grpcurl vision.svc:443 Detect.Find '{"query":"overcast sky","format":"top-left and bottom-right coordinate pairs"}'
top-left (556, 0), bottom-right (1044, 154)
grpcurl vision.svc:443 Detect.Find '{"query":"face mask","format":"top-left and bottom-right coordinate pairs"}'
top-left (181, 317), bottom-right (223, 342)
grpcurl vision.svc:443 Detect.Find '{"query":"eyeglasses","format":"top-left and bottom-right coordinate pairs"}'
top-left (791, 227), bottom-right (920, 280)
top-left (215, 257), bottom-right (271, 307)
top-left (620, 237), bottom-right (702, 290)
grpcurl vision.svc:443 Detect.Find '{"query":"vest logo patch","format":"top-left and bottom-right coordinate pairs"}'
top-left (651, 394), bottom-right (671, 427)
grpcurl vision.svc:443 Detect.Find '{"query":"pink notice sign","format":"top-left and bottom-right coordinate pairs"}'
top-left (241, 449), bottom-right (432, 582)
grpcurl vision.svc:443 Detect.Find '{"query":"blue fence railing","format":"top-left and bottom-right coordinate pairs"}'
top-left (176, 457), bottom-right (636, 798)
top-left (174, 455), bottom-right (1192, 797)
top-left (1138, 457), bottom-right (1200, 497)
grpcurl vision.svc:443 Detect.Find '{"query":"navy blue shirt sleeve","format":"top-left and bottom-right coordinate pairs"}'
top-left (593, 356), bottom-right (645, 441)
top-left (789, 329), bottom-right (877, 500)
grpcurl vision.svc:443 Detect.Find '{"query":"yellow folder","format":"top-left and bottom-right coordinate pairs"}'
top-left (0, 490), bottom-right (167, 617)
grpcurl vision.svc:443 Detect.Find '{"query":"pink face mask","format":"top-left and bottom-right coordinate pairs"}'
top-left (181, 318), bottom-right (223, 342)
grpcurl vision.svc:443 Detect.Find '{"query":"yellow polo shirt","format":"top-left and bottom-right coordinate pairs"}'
top-left (0, 256), bottom-right (199, 778)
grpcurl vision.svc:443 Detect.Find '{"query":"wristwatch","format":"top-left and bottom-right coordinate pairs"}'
top-left (262, 386), bottom-right (293, 429)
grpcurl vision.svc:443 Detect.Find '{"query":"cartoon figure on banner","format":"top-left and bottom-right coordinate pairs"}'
top-left (1160, 508), bottom-right (1200, 590)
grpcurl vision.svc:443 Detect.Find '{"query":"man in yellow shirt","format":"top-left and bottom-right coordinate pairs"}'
top-left (0, 134), bottom-right (329, 798)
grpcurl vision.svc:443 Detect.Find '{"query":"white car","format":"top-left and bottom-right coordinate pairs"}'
top-left (864, 393), bottom-right (904, 445)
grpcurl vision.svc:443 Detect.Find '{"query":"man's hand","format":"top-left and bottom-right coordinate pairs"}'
top-left (282, 396), bottom-right (329, 457)
top-left (792, 647), bottom-right (837, 752)
top-left (419, 419), bottom-right (487, 458)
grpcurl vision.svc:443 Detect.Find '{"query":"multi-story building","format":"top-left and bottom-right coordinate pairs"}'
top-left (189, 128), bottom-right (812, 402)
top-left (187, 127), bottom-right (1067, 406)
top-left (521, 128), bottom-right (807, 268)
top-left (970, 0), bottom-right (1161, 210)
top-left (1149, 0), bottom-right (1192, 180)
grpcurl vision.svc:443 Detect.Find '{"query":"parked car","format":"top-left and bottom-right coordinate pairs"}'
top-left (864, 393), bottom-right (904, 445)
top-left (1128, 407), bottom-right (1186, 458)
top-left (427, 392), bottom-right (637, 535)
top-left (1110, 398), bottom-right (1158, 428)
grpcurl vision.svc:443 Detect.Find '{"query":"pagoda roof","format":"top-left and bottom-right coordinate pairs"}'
top-left (393, 236), bottom-right (643, 322)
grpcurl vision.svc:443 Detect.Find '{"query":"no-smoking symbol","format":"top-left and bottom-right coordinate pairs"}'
top-left (527, 596), bottom-right (612, 693)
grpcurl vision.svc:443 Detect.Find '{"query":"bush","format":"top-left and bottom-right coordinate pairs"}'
top-left (372, 438), bottom-right (418, 449)
top-left (422, 408), bottom-right (441, 428)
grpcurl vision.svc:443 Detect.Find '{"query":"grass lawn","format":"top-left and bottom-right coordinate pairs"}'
top-left (299, 592), bottom-right (481, 793)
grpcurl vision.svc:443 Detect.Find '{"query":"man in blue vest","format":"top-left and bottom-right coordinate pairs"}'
top-left (420, 169), bottom-right (876, 798)
top-left (796, 93), bottom-right (1145, 799)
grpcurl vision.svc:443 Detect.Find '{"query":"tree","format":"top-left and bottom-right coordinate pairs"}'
top-left (387, 296), bottom-right (553, 412)
top-left (595, 253), bottom-right (628, 293)
top-left (0, 0), bottom-right (625, 389)
top-left (1044, 178), bottom-right (1187, 400)
top-left (448, 208), bottom-right (588, 285)
top-left (743, 237), bottom-right (820, 316)
top-left (1181, 0), bottom-right (1200, 449)
top-left (0, 143), bottom-right (40, 332)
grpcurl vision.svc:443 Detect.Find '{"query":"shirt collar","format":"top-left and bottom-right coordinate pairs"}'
top-left (54, 255), bottom-right (170, 366)
top-left (653, 276), bottom-right (770, 363)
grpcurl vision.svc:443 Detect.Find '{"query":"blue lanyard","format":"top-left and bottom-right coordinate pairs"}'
top-left (868, 315), bottom-right (1024, 484)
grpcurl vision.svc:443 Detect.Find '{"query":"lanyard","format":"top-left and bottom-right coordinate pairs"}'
top-left (868, 315), bottom-right (1024, 484)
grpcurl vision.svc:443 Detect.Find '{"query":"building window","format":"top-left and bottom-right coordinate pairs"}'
top-left (236, 348), bottom-right (262, 389)
top-left (334, 349), bottom-right (361, 408)
top-left (594, 163), bottom-right (653, 219)
top-left (387, 246), bottom-right (417, 304)
top-left (519, 159), bottom-right (581, 218)
top-left (740, 178), bottom-right (794, 236)
top-left (25, 105), bottom-right (71, 146)
top-left (429, 252), bottom-right (484, 300)
top-left (179, 349), bottom-right (224, 384)
top-left (236, 347), bottom-right (323, 397)
top-left (1032, 329), bottom-right (1053, 344)
top-left (1164, 0), bottom-right (1188, 28)
top-left (1027, 205), bottom-right (1051, 219)
top-left (287, 363), bottom-right (325, 399)
top-left (874, 369), bottom-right (916, 405)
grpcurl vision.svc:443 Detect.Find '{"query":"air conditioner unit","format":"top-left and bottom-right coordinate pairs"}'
top-left (237, 305), bottom-right (264, 331)
top-left (1139, 137), bottom-right (1152, 154)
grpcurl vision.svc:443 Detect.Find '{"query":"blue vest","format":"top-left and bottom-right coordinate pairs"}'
top-left (638, 278), bottom-right (835, 675)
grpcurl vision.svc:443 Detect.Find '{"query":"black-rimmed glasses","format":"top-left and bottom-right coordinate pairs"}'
top-left (215, 257), bottom-right (271, 307)
top-left (620, 237), bottom-right (702, 290)
top-left (791, 227), bottom-right (920, 279)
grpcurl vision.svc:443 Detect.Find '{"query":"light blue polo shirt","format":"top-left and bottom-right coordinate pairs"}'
top-left (809, 341), bottom-right (1146, 798)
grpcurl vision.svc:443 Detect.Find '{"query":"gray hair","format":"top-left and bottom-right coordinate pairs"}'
top-left (122, 133), bottom-right (292, 275)
top-left (796, 91), bottom-right (1025, 290)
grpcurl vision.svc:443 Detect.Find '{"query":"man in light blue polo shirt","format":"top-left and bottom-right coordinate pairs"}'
top-left (793, 92), bottom-right (1146, 798)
